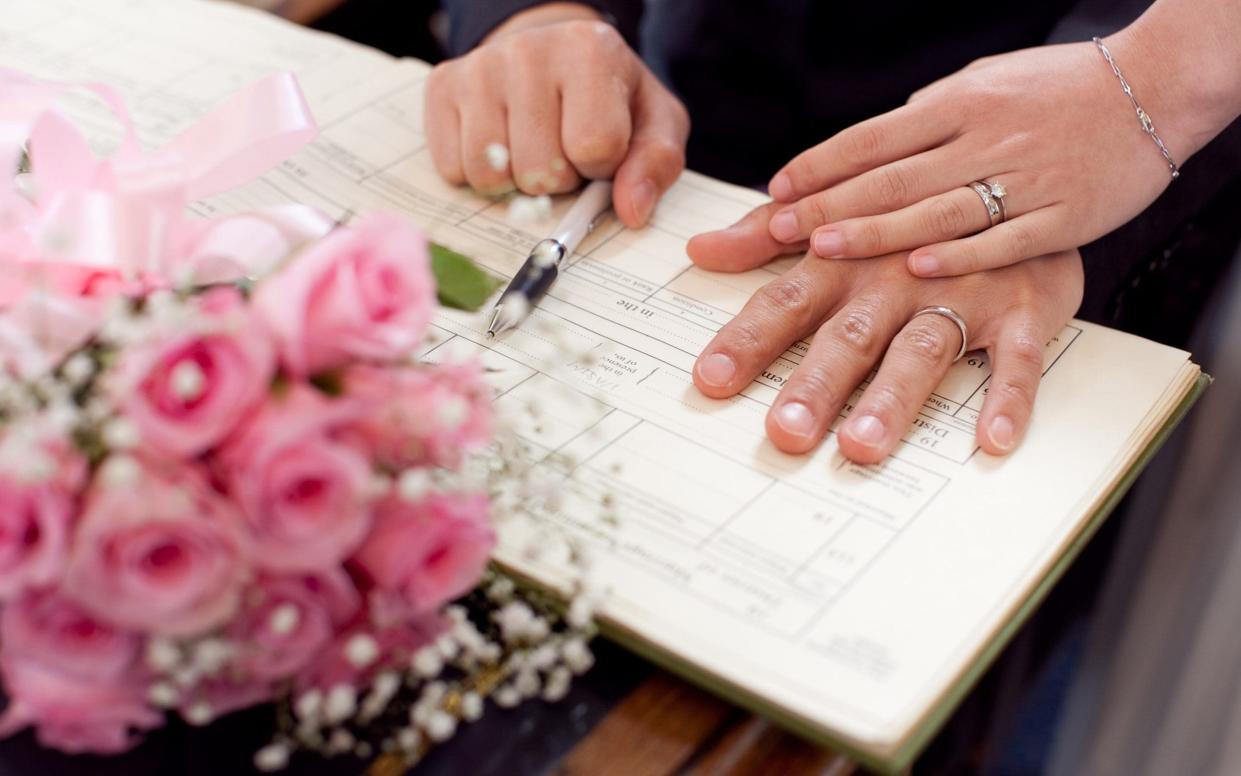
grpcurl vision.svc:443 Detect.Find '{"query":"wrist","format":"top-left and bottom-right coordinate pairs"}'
top-left (486, 3), bottom-right (607, 42)
top-left (1105, 20), bottom-right (1241, 162)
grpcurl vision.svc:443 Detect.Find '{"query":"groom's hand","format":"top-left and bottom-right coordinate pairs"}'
top-left (689, 214), bottom-right (1084, 462)
top-left (425, 3), bottom-right (690, 228)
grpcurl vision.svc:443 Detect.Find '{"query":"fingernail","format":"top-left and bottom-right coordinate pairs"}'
top-left (769, 172), bottom-right (794, 201)
top-left (848, 415), bottom-right (886, 446)
top-left (631, 180), bottom-right (657, 224)
top-left (697, 353), bottom-right (737, 387)
top-left (909, 253), bottom-right (940, 275)
top-left (769, 210), bottom-right (799, 242)
top-left (812, 228), bottom-right (846, 258)
top-left (774, 402), bottom-right (816, 436)
top-left (988, 415), bottom-right (1015, 452)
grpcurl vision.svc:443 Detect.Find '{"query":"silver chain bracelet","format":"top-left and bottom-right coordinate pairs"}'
top-left (1092, 37), bottom-right (1180, 180)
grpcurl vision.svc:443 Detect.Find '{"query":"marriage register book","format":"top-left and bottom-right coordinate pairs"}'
top-left (1, 1), bottom-right (1207, 771)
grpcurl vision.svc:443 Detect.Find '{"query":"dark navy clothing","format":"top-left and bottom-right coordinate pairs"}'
top-left (441, 0), bottom-right (1241, 340)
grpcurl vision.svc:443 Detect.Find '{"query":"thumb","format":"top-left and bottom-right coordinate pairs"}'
top-left (687, 202), bottom-right (809, 272)
top-left (612, 74), bottom-right (690, 228)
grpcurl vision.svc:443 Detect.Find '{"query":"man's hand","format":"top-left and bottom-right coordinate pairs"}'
top-left (424, 4), bottom-right (690, 227)
top-left (688, 215), bottom-right (1084, 462)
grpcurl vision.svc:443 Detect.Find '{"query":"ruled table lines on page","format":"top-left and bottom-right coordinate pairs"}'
top-left (0, 0), bottom-right (1196, 751)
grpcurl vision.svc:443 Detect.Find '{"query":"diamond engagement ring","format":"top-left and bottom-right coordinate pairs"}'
top-left (967, 181), bottom-right (1007, 226)
top-left (910, 306), bottom-right (969, 362)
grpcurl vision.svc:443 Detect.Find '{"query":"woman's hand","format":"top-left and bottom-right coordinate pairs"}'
top-left (424, 3), bottom-right (690, 227)
top-left (688, 220), bottom-right (1084, 463)
top-left (761, 35), bottom-right (1202, 278)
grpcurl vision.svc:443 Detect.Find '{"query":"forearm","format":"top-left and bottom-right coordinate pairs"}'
top-left (1106, 0), bottom-right (1241, 161)
top-left (441, 0), bottom-right (643, 55)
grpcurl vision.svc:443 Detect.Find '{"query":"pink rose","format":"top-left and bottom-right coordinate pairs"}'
top-left (253, 213), bottom-right (435, 377)
top-left (114, 286), bottom-right (274, 457)
top-left (0, 422), bottom-right (87, 599)
top-left (216, 385), bottom-right (373, 572)
top-left (63, 458), bottom-right (250, 637)
top-left (0, 478), bottom-right (74, 600)
top-left (344, 362), bottom-right (493, 470)
top-left (352, 493), bottom-right (493, 618)
top-left (0, 590), bottom-right (159, 754)
top-left (228, 569), bottom-right (361, 681)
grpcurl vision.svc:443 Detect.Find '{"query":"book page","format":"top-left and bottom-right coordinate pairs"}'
top-left (2, 0), bottom-right (1198, 760)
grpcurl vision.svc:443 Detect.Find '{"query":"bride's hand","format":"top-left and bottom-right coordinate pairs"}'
top-left (760, 34), bottom-right (1214, 278)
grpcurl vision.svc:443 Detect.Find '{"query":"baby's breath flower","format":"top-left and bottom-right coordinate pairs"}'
top-left (344, 633), bottom-right (380, 669)
top-left (254, 742), bottom-right (291, 772)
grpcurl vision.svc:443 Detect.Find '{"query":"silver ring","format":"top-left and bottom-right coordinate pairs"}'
top-left (986, 180), bottom-right (1008, 222)
top-left (910, 305), bottom-right (969, 362)
top-left (967, 181), bottom-right (1005, 226)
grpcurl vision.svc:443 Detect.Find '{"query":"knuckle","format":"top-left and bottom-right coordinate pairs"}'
top-left (863, 382), bottom-right (905, 416)
top-left (756, 275), bottom-right (817, 318)
top-left (831, 304), bottom-right (883, 357)
top-left (566, 131), bottom-right (628, 170)
top-left (1005, 222), bottom-right (1039, 258)
top-left (721, 317), bottom-right (766, 356)
top-left (1006, 332), bottom-right (1046, 371)
top-left (927, 198), bottom-right (970, 238)
top-left (798, 194), bottom-right (832, 227)
top-left (991, 376), bottom-right (1036, 409)
top-left (900, 320), bottom-right (951, 364)
top-left (564, 20), bottom-right (625, 59)
top-left (499, 37), bottom-right (542, 73)
top-left (642, 138), bottom-right (687, 174)
top-left (788, 366), bottom-right (843, 409)
top-left (843, 124), bottom-right (886, 166)
top-left (854, 218), bottom-right (885, 253)
top-left (873, 164), bottom-right (914, 207)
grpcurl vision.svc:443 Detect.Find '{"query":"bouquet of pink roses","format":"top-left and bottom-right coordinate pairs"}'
top-left (0, 211), bottom-right (501, 754)
top-left (0, 68), bottom-right (598, 770)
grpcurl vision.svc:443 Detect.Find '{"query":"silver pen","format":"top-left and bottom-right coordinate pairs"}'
top-left (486, 179), bottom-right (614, 338)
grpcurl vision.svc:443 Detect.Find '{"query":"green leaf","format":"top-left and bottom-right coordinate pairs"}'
top-left (430, 243), bottom-right (502, 311)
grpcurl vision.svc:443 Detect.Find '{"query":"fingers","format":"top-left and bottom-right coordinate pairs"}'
top-left (769, 102), bottom-right (953, 202)
top-left (560, 77), bottom-right (633, 182)
top-left (975, 316), bottom-right (1047, 455)
top-left (765, 296), bottom-right (908, 454)
top-left (837, 311), bottom-right (962, 463)
top-left (974, 249), bottom-right (1083, 454)
top-left (507, 71), bottom-right (579, 195)
top-left (687, 202), bottom-right (808, 272)
top-left (424, 76), bottom-right (465, 185)
top-left (612, 74), bottom-right (690, 227)
top-left (907, 206), bottom-right (1064, 277)
top-left (693, 264), bottom-right (836, 400)
top-left (768, 147), bottom-right (981, 245)
top-left (809, 186), bottom-right (992, 260)
top-left (458, 81), bottom-right (514, 195)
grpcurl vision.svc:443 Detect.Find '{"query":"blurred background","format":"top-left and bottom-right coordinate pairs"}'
top-left (234, 2), bottom-right (1241, 774)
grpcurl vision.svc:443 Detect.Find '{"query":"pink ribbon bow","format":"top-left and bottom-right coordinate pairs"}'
top-left (0, 68), bottom-right (334, 308)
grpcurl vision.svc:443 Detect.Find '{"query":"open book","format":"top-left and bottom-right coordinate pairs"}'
top-left (2, 1), bottom-right (1205, 771)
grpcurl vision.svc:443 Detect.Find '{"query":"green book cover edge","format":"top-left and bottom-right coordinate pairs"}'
top-left (593, 369), bottom-right (1211, 774)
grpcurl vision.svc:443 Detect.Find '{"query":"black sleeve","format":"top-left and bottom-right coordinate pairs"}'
top-left (1042, 0), bottom-right (1241, 337)
top-left (441, 0), bottom-right (644, 56)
